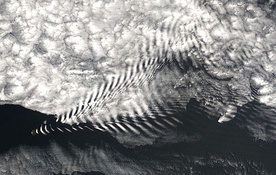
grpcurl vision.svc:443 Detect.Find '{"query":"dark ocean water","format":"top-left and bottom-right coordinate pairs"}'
top-left (1, 99), bottom-right (276, 175)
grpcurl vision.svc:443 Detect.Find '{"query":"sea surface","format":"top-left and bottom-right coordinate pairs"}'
top-left (0, 100), bottom-right (276, 174)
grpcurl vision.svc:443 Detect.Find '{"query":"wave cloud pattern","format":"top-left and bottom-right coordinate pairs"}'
top-left (0, 0), bottom-right (275, 151)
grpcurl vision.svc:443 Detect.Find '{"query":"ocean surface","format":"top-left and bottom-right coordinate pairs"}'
top-left (0, 100), bottom-right (276, 175)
